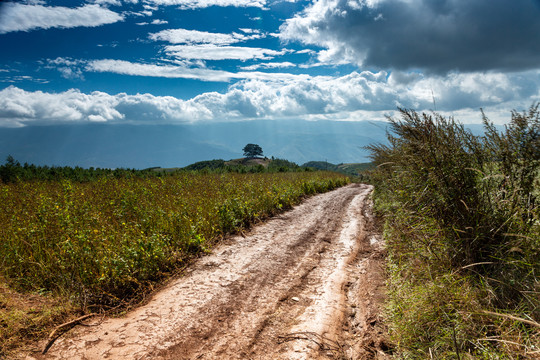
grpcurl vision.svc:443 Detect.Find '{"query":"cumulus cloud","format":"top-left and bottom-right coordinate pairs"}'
top-left (2, 69), bottom-right (538, 127)
top-left (280, 0), bottom-right (540, 73)
top-left (164, 44), bottom-right (289, 60)
top-left (45, 57), bottom-right (87, 79)
top-left (0, 3), bottom-right (124, 34)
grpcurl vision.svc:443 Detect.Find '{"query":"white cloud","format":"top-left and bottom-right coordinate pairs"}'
top-left (129, 9), bottom-right (153, 17)
top-left (86, 59), bottom-right (310, 82)
top-left (240, 62), bottom-right (296, 70)
top-left (92, 0), bottom-right (122, 5)
top-left (164, 44), bottom-right (289, 60)
top-left (47, 57), bottom-right (86, 67)
top-left (0, 86), bottom-right (125, 127)
top-left (142, 0), bottom-right (267, 9)
top-left (239, 28), bottom-right (260, 34)
top-left (149, 28), bottom-right (263, 44)
top-left (2, 69), bottom-right (537, 127)
top-left (0, 75), bottom-right (50, 84)
top-left (136, 19), bottom-right (168, 25)
top-left (150, 29), bottom-right (240, 45)
top-left (0, 3), bottom-right (124, 34)
top-left (45, 57), bottom-right (87, 79)
top-left (87, 59), bottom-right (237, 81)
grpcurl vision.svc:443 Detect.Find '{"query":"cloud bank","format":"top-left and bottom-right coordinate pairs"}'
top-left (280, 0), bottom-right (540, 73)
top-left (2, 69), bottom-right (538, 127)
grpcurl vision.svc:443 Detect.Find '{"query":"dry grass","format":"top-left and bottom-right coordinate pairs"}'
top-left (368, 105), bottom-right (540, 358)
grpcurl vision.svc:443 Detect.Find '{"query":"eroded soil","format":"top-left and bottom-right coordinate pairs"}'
top-left (27, 183), bottom-right (389, 360)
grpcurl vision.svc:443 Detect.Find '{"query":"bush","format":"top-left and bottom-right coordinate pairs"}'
top-left (368, 105), bottom-right (540, 358)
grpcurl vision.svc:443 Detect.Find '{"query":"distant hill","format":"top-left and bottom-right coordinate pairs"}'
top-left (182, 159), bottom-right (226, 171)
top-left (302, 161), bottom-right (375, 176)
top-left (159, 158), bottom-right (373, 175)
top-left (176, 157), bottom-right (300, 172)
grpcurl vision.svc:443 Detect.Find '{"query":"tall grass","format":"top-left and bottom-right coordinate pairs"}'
top-left (367, 104), bottom-right (539, 358)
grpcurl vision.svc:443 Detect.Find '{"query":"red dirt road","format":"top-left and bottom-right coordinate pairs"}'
top-left (29, 183), bottom-right (388, 360)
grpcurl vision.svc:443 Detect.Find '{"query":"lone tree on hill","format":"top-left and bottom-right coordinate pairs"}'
top-left (243, 143), bottom-right (263, 158)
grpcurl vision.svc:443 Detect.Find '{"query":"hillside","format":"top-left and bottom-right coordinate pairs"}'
top-left (179, 157), bottom-right (301, 172)
top-left (302, 161), bottom-right (375, 176)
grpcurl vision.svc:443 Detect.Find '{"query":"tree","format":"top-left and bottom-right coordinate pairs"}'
top-left (0, 155), bottom-right (22, 183)
top-left (243, 143), bottom-right (263, 158)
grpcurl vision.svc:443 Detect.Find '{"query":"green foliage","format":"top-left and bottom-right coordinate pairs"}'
top-left (182, 157), bottom-right (304, 174)
top-left (0, 172), bottom-right (349, 309)
top-left (242, 143), bottom-right (264, 158)
top-left (0, 157), bottom-right (165, 183)
top-left (267, 158), bottom-right (300, 172)
top-left (182, 159), bottom-right (226, 171)
top-left (368, 105), bottom-right (540, 358)
top-left (302, 161), bottom-right (375, 178)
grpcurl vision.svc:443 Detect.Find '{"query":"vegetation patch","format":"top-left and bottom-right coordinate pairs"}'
top-left (368, 105), bottom-right (540, 358)
top-left (302, 161), bottom-right (374, 179)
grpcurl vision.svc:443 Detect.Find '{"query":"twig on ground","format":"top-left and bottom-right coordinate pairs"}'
top-left (42, 313), bottom-right (97, 354)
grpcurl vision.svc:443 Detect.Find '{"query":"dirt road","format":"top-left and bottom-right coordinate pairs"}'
top-left (31, 183), bottom-right (388, 360)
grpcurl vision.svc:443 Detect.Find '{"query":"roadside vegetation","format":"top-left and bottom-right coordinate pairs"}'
top-left (0, 165), bottom-right (348, 356)
top-left (367, 104), bottom-right (539, 358)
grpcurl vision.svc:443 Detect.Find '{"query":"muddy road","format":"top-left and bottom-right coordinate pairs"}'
top-left (31, 183), bottom-right (388, 360)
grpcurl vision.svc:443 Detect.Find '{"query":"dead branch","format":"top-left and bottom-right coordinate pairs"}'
top-left (42, 313), bottom-right (97, 354)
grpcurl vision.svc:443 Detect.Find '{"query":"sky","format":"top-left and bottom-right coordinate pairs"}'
top-left (0, 0), bottom-right (540, 166)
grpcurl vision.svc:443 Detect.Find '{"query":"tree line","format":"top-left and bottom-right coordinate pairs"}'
top-left (0, 155), bottom-right (162, 183)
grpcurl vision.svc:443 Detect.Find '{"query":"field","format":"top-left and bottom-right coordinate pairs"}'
top-left (0, 171), bottom-right (349, 356)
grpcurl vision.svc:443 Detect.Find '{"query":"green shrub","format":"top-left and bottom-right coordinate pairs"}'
top-left (368, 105), bottom-right (540, 358)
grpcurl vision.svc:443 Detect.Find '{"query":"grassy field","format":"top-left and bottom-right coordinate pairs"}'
top-left (368, 105), bottom-right (539, 358)
top-left (0, 171), bottom-right (349, 356)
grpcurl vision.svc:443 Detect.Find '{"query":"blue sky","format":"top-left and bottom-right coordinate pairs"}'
top-left (0, 0), bottom-right (540, 165)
